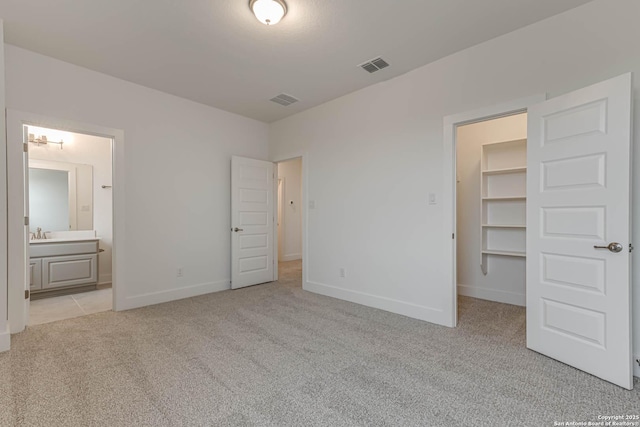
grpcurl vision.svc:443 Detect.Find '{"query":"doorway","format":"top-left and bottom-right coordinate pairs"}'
top-left (6, 110), bottom-right (125, 335)
top-left (455, 113), bottom-right (527, 307)
top-left (276, 157), bottom-right (303, 286)
top-left (230, 155), bottom-right (305, 289)
top-left (442, 94), bottom-right (544, 327)
top-left (25, 125), bottom-right (113, 325)
top-left (443, 73), bottom-right (634, 389)
top-left (276, 158), bottom-right (302, 262)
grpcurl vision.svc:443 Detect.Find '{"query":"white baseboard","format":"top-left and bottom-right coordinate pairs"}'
top-left (116, 279), bottom-right (230, 311)
top-left (458, 284), bottom-right (525, 306)
top-left (281, 253), bottom-right (302, 262)
top-left (634, 355), bottom-right (640, 379)
top-left (304, 280), bottom-right (451, 326)
top-left (0, 326), bottom-right (10, 353)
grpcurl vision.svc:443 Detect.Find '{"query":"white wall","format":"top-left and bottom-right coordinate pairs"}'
top-left (269, 0), bottom-right (640, 368)
top-left (4, 45), bottom-right (269, 318)
top-left (0, 20), bottom-right (9, 352)
top-left (29, 132), bottom-right (114, 284)
top-left (456, 114), bottom-right (527, 305)
top-left (278, 158), bottom-right (302, 261)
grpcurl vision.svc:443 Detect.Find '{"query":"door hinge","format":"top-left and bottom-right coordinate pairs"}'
top-left (24, 216), bottom-right (29, 226)
top-left (452, 233), bottom-right (455, 239)
top-left (25, 290), bottom-right (30, 299)
top-left (23, 142), bottom-right (28, 153)
top-left (630, 243), bottom-right (634, 253)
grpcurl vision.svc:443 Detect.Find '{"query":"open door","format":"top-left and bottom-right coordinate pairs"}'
top-left (22, 126), bottom-right (31, 325)
top-left (526, 73), bottom-right (633, 389)
top-left (231, 156), bottom-right (276, 289)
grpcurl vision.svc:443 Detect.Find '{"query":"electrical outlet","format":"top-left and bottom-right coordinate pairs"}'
top-left (177, 267), bottom-right (184, 278)
top-left (339, 267), bottom-right (346, 278)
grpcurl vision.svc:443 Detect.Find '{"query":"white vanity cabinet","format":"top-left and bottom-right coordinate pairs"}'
top-left (30, 239), bottom-right (99, 296)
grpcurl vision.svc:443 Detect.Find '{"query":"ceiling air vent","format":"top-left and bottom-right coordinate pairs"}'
top-left (270, 93), bottom-right (299, 106)
top-left (359, 57), bottom-right (390, 73)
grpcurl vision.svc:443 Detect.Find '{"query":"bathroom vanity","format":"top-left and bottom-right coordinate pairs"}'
top-left (29, 237), bottom-right (100, 299)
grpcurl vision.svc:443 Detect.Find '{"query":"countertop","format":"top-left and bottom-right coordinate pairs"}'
top-left (30, 237), bottom-right (101, 244)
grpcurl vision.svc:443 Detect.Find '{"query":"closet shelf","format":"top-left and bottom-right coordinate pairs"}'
top-left (482, 224), bottom-right (526, 229)
top-left (482, 196), bottom-right (526, 201)
top-left (482, 250), bottom-right (526, 258)
top-left (482, 166), bottom-right (527, 176)
top-left (480, 138), bottom-right (527, 274)
top-left (481, 138), bottom-right (527, 149)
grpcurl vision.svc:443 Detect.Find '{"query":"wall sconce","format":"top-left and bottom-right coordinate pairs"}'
top-left (29, 133), bottom-right (64, 149)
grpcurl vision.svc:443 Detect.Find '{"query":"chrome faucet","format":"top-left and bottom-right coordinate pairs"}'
top-left (33, 227), bottom-right (47, 240)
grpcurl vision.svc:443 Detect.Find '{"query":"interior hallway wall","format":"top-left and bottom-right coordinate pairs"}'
top-left (269, 0), bottom-right (640, 372)
top-left (278, 158), bottom-right (302, 261)
top-left (29, 133), bottom-right (114, 284)
top-left (456, 114), bottom-right (527, 306)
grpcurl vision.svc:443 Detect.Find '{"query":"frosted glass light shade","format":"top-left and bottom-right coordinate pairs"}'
top-left (250, 0), bottom-right (287, 25)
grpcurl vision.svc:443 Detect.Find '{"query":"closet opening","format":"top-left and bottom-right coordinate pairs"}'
top-left (455, 113), bottom-right (528, 314)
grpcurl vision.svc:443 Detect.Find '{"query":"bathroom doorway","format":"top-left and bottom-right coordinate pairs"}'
top-left (6, 110), bottom-right (124, 333)
top-left (25, 126), bottom-right (114, 325)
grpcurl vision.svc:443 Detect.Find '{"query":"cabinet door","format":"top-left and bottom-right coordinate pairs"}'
top-left (29, 259), bottom-right (42, 291)
top-left (42, 254), bottom-right (98, 290)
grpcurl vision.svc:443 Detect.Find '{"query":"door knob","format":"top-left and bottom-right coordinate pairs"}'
top-left (233, 227), bottom-right (244, 232)
top-left (593, 242), bottom-right (623, 253)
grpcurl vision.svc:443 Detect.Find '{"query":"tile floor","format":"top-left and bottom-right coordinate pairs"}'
top-left (29, 288), bottom-right (113, 326)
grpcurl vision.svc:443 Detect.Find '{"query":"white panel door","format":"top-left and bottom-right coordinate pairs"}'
top-left (527, 74), bottom-right (633, 389)
top-left (231, 156), bottom-right (275, 289)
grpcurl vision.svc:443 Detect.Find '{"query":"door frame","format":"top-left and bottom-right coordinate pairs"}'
top-left (277, 177), bottom-right (285, 261)
top-left (6, 110), bottom-right (125, 335)
top-left (442, 94), bottom-right (545, 327)
top-left (272, 153), bottom-right (307, 285)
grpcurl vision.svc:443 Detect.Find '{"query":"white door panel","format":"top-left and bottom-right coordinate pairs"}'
top-left (527, 73), bottom-right (633, 389)
top-left (231, 156), bottom-right (275, 289)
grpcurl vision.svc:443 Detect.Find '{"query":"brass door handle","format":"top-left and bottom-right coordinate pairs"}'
top-left (593, 242), bottom-right (623, 253)
top-left (233, 227), bottom-right (244, 232)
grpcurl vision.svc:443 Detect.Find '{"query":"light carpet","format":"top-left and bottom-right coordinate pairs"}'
top-left (0, 261), bottom-right (638, 426)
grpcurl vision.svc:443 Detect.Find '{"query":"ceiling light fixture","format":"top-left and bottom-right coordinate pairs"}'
top-left (249, 0), bottom-right (287, 26)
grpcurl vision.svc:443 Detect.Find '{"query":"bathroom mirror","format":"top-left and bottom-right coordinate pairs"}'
top-left (29, 159), bottom-right (93, 232)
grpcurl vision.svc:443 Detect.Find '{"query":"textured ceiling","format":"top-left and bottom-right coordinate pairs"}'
top-left (0, 0), bottom-right (592, 122)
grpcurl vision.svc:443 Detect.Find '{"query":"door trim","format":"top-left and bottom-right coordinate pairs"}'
top-left (442, 94), bottom-right (546, 327)
top-left (272, 152), bottom-right (307, 287)
top-left (6, 110), bottom-right (124, 335)
top-left (277, 177), bottom-right (285, 262)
